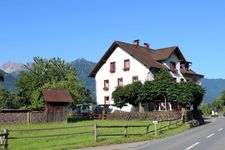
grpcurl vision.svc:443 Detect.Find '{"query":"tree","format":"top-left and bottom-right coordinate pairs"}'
top-left (0, 87), bottom-right (17, 110)
top-left (0, 71), bottom-right (4, 81)
top-left (211, 90), bottom-right (225, 112)
top-left (219, 90), bottom-right (225, 105)
top-left (186, 81), bottom-right (205, 110)
top-left (112, 81), bottom-right (143, 112)
top-left (200, 103), bottom-right (211, 116)
top-left (16, 57), bottom-right (91, 110)
top-left (112, 86), bottom-right (127, 109)
top-left (168, 82), bottom-right (193, 107)
top-left (152, 68), bottom-right (173, 110)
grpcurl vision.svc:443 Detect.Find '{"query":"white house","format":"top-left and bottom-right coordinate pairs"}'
top-left (89, 40), bottom-right (203, 112)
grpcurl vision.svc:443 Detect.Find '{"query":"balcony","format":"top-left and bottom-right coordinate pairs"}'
top-left (170, 68), bottom-right (178, 73)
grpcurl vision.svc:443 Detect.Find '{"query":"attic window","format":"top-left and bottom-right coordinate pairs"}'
top-left (110, 62), bottom-right (116, 73)
top-left (170, 61), bottom-right (177, 73)
top-left (123, 59), bottom-right (130, 71)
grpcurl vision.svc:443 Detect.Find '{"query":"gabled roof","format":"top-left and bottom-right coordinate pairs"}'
top-left (180, 68), bottom-right (204, 78)
top-left (42, 89), bottom-right (73, 103)
top-left (152, 46), bottom-right (186, 62)
top-left (89, 41), bottom-right (166, 77)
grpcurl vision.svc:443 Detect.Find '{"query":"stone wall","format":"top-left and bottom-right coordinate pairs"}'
top-left (106, 111), bottom-right (182, 121)
top-left (0, 111), bottom-right (28, 125)
top-left (0, 110), bottom-right (67, 125)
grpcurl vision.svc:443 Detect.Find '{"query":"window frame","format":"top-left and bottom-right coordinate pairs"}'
top-left (123, 59), bottom-right (130, 71)
top-left (170, 61), bottom-right (177, 73)
top-left (103, 79), bottom-right (109, 90)
top-left (104, 96), bottom-right (110, 104)
top-left (117, 78), bottom-right (123, 86)
top-left (132, 76), bottom-right (138, 82)
top-left (110, 62), bottom-right (116, 73)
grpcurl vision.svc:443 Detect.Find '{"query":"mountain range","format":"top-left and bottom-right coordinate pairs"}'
top-left (0, 59), bottom-right (225, 104)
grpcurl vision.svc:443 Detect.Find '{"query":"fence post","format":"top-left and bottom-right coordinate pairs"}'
top-left (168, 120), bottom-right (171, 130)
top-left (124, 125), bottom-right (128, 137)
top-left (145, 124), bottom-right (149, 134)
top-left (176, 118), bottom-right (179, 126)
top-left (94, 124), bottom-right (98, 143)
top-left (0, 131), bottom-right (2, 148)
top-left (154, 123), bottom-right (157, 136)
top-left (3, 129), bottom-right (8, 149)
top-left (159, 120), bottom-right (162, 133)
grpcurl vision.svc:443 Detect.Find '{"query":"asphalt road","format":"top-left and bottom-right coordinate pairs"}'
top-left (77, 117), bottom-right (225, 150)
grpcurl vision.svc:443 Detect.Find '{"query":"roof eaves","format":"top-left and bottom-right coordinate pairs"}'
top-left (89, 41), bottom-right (118, 77)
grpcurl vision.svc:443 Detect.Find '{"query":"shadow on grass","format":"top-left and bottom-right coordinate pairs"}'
top-left (68, 117), bottom-right (91, 123)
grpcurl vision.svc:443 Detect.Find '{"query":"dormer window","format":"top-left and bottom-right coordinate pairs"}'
top-left (103, 80), bottom-right (109, 90)
top-left (123, 59), bottom-right (130, 71)
top-left (110, 62), bottom-right (116, 73)
top-left (170, 61), bottom-right (177, 73)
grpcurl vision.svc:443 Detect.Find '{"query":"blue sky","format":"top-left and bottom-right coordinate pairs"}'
top-left (0, 0), bottom-right (224, 79)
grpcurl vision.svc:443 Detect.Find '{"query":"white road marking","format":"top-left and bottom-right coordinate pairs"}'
top-left (207, 133), bottom-right (215, 138)
top-left (218, 128), bottom-right (223, 132)
top-left (185, 142), bottom-right (200, 150)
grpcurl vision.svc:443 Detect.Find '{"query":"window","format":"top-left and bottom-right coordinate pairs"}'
top-left (103, 80), bottom-right (109, 90)
top-left (123, 59), bottom-right (130, 71)
top-left (110, 62), bottom-right (116, 73)
top-left (104, 96), bottom-right (110, 104)
top-left (170, 61), bottom-right (177, 73)
top-left (118, 78), bottom-right (123, 86)
top-left (132, 76), bottom-right (138, 82)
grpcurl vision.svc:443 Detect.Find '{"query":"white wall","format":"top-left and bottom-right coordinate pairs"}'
top-left (162, 53), bottom-right (186, 82)
top-left (95, 47), bottom-right (153, 112)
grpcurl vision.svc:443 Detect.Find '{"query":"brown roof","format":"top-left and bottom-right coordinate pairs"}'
top-left (42, 89), bottom-right (73, 103)
top-left (180, 68), bottom-right (204, 78)
top-left (89, 40), bottom-right (201, 78)
top-left (152, 46), bottom-right (186, 62)
top-left (89, 41), bottom-right (165, 77)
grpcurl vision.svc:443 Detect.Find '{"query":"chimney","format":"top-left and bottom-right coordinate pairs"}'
top-left (133, 39), bottom-right (139, 46)
top-left (144, 43), bottom-right (150, 48)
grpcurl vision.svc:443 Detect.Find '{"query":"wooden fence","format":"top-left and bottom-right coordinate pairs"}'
top-left (0, 118), bottom-right (181, 149)
top-left (0, 125), bottom-right (92, 149)
top-left (94, 118), bottom-right (182, 142)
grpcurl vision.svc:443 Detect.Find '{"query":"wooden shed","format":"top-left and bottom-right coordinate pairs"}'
top-left (42, 89), bottom-right (73, 122)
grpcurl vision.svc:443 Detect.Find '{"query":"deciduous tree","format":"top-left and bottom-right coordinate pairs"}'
top-left (0, 87), bottom-right (17, 110)
top-left (17, 57), bottom-right (91, 110)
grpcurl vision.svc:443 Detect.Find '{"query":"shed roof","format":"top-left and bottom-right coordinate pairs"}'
top-left (42, 89), bottom-right (73, 103)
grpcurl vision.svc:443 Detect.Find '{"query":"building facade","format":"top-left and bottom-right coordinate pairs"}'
top-left (89, 40), bottom-right (203, 112)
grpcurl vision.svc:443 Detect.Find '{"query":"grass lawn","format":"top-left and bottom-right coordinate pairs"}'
top-left (0, 119), bottom-right (189, 150)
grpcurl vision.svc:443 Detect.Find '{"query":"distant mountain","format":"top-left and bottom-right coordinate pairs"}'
top-left (0, 61), bottom-right (25, 78)
top-left (70, 58), bottom-right (96, 100)
top-left (201, 78), bottom-right (225, 104)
